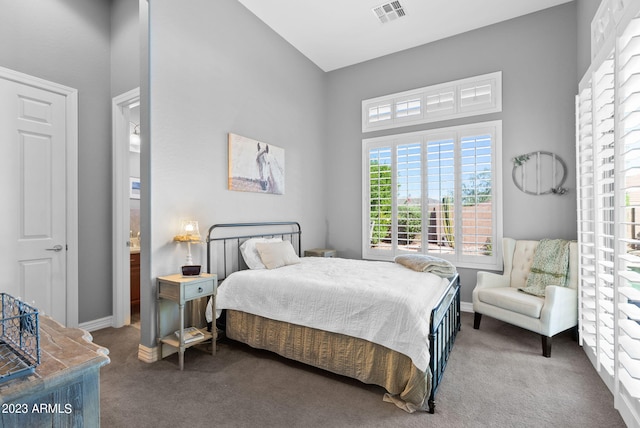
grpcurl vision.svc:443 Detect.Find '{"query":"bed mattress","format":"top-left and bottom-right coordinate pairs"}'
top-left (209, 257), bottom-right (450, 372)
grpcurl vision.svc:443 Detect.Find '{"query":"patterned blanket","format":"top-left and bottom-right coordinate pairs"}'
top-left (519, 239), bottom-right (570, 297)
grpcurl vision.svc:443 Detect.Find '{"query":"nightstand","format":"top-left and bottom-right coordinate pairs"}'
top-left (156, 273), bottom-right (217, 370)
top-left (304, 248), bottom-right (337, 258)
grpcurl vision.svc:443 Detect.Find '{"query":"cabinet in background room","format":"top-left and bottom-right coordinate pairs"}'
top-left (130, 252), bottom-right (140, 313)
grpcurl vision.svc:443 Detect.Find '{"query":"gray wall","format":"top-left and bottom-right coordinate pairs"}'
top-left (0, 0), bottom-right (114, 323)
top-left (0, 0), bottom-right (605, 330)
top-left (577, 0), bottom-right (603, 79)
top-left (144, 0), bottom-right (327, 347)
top-left (324, 3), bottom-right (579, 302)
top-left (111, 0), bottom-right (141, 97)
top-left (0, 0), bottom-right (141, 324)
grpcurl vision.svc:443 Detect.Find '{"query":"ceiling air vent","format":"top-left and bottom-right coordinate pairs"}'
top-left (372, 1), bottom-right (406, 24)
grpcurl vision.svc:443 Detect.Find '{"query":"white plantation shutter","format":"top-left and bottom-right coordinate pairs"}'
top-left (616, 11), bottom-right (640, 417)
top-left (458, 79), bottom-right (496, 113)
top-left (362, 122), bottom-right (501, 269)
top-left (395, 98), bottom-right (421, 119)
top-left (396, 143), bottom-right (422, 251)
top-left (368, 104), bottom-right (392, 124)
top-left (459, 133), bottom-right (493, 258)
top-left (577, 4), bottom-right (640, 426)
top-left (577, 78), bottom-right (598, 355)
top-left (425, 87), bottom-right (456, 118)
top-left (594, 53), bottom-right (617, 381)
top-left (367, 146), bottom-right (393, 253)
top-left (577, 52), bottom-right (617, 384)
top-left (425, 135), bottom-right (456, 256)
top-left (362, 72), bottom-right (501, 132)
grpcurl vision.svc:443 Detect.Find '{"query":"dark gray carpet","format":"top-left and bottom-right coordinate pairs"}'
top-left (93, 312), bottom-right (626, 427)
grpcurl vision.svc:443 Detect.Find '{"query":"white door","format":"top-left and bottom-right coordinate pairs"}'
top-left (0, 78), bottom-right (67, 323)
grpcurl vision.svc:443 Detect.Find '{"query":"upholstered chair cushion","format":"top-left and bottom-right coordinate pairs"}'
top-left (476, 287), bottom-right (544, 318)
top-left (509, 241), bottom-right (539, 289)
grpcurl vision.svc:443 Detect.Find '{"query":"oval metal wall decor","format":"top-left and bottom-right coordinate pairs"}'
top-left (512, 151), bottom-right (568, 195)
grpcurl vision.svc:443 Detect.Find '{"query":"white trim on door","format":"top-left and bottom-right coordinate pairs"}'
top-left (112, 88), bottom-right (140, 328)
top-left (0, 66), bottom-right (79, 328)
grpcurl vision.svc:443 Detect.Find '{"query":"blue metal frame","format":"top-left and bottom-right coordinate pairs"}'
top-left (428, 274), bottom-right (460, 413)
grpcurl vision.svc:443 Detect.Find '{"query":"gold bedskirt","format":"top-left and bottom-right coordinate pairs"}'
top-left (226, 310), bottom-right (431, 410)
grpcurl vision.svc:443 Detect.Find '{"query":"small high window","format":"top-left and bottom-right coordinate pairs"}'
top-left (362, 72), bottom-right (502, 132)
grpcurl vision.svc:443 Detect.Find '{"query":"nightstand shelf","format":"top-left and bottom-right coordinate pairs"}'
top-left (156, 273), bottom-right (217, 370)
top-left (158, 327), bottom-right (213, 349)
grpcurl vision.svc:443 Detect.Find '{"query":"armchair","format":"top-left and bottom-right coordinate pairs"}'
top-left (472, 238), bottom-right (578, 357)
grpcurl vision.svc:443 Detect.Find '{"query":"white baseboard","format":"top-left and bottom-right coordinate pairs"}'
top-left (138, 343), bottom-right (159, 363)
top-left (461, 301), bottom-right (473, 313)
top-left (81, 315), bottom-right (158, 363)
top-left (79, 316), bottom-right (113, 332)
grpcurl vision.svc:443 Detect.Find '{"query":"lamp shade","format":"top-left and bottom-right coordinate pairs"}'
top-left (173, 220), bottom-right (201, 243)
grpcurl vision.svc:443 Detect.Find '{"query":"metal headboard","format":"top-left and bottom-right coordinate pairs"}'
top-left (206, 222), bottom-right (302, 279)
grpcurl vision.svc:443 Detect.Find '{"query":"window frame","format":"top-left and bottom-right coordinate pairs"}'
top-left (362, 72), bottom-right (502, 132)
top-left (362, 121), bottom-right (503, 270)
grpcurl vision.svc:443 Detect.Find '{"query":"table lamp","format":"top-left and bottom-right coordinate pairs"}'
top-left (173, 220), bottom-right (201, 275)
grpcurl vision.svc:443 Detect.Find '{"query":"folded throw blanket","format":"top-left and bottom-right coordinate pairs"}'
top-left (519, 239), bottom-right (570, 297)
top-left (394, 254), bottom-right (457, 278)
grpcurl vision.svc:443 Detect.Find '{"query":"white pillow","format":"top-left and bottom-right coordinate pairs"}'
top-left (255, 241), bottom-right (301, 269)
top-left (239, 237), bottom-right (282, 269)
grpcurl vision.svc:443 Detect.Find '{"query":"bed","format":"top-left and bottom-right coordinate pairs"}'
top-left (205, 222), bottom-right (460, 413)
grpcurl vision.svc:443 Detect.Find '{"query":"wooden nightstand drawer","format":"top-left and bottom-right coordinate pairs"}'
top-left (157, 273), bottom-right (216, 304)
top-left (184, 280), bottom-right (214, 301)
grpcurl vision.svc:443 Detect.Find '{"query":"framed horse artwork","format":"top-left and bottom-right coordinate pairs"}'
top-left (228, 133), bottom-right (285, 195)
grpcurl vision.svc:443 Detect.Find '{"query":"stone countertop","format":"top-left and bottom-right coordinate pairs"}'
top-left (0, 316), bottom-right (110, 401)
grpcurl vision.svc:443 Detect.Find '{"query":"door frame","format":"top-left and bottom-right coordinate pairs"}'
top-left (0, 66), bottom-right (79, 327)
top-left (112, 88), bottom-right (140, 328)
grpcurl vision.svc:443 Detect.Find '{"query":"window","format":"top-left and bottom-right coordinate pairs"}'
top-left (395, 98), bottom-right (421, 118)
top-left (368, 104), bottom-right (392, 123)
top-left (576, 4), bottom-right (640, 426)
top-left (425, 87), bottom-right (455, 117)
top-left (362, 72), bottom-right (502, 132)
top-left (362, 121), bottom-right (502, 269)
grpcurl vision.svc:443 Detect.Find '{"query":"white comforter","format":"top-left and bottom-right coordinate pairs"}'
top-left (206, 257), bottom-right (450, 372)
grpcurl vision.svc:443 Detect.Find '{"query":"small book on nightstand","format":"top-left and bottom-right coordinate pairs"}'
top-left (175, 327), bottom-right (204, 343)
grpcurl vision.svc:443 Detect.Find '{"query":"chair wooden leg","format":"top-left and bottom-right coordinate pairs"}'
top-left (542, 335), bottom-right (552, 358)
top-left (473, 312), bottom-right (482, 329)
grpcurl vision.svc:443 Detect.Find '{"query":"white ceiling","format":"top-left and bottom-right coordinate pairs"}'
top-left (238, 0), bottom-right (574, 72)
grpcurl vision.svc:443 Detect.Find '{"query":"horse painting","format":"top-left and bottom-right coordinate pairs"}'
top-left (255, 142), bottom-right (284, 194)
top-left (228, 133), bottom-right (285, 195)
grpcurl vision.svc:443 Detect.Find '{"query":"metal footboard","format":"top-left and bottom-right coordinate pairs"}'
top-left (428, 274), bottom-right (461, 413)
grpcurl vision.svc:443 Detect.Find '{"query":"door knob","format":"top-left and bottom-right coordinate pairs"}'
top-left (46, 245), bottom-right (63, 252)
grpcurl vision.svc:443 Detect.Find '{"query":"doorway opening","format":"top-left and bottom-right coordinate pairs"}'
top-left (112, 88), bottom-right (141, 328)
